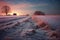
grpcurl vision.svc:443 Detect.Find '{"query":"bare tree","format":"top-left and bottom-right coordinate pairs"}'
top-left (1, 6), bottom-right (11, 15)
top-left (34, 11), bottom-right (45, 15)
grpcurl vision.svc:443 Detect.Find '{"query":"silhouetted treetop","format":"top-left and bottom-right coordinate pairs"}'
top-left (34, 11), bottom-right (45, 15)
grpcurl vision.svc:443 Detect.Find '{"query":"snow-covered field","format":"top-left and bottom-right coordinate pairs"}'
top-left (0, 16), bottom-right (27, 23)
top-left (0, 16), bottom-right (30, 29)
top-left (32, 15), bottom-right (60, 30)
top-left (0, 15), bottom-right (60, 40)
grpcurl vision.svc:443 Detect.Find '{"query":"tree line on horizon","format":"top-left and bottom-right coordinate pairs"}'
top-left (1, 5), bottom-right (45, 16)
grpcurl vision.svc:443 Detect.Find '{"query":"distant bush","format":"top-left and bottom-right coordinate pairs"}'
top-left (13, 13), bottom-right (17, 15)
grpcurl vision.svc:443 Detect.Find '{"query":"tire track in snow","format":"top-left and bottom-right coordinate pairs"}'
top-left (0, 16), bottom-right (30, 30)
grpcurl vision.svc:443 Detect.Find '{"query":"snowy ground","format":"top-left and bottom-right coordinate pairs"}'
top-left (0, 15), bottom-right (60, 40)
top-left (32, 15), bottom-right (60, 30)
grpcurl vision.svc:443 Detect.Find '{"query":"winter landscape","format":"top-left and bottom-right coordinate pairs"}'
top-left (0, 0), bottom-right (60, 40)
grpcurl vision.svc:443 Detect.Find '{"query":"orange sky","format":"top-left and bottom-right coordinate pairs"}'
top-left (0, 0), bottom-right (60, 15)
top-left (0, 1), bottom-right (34, 16)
